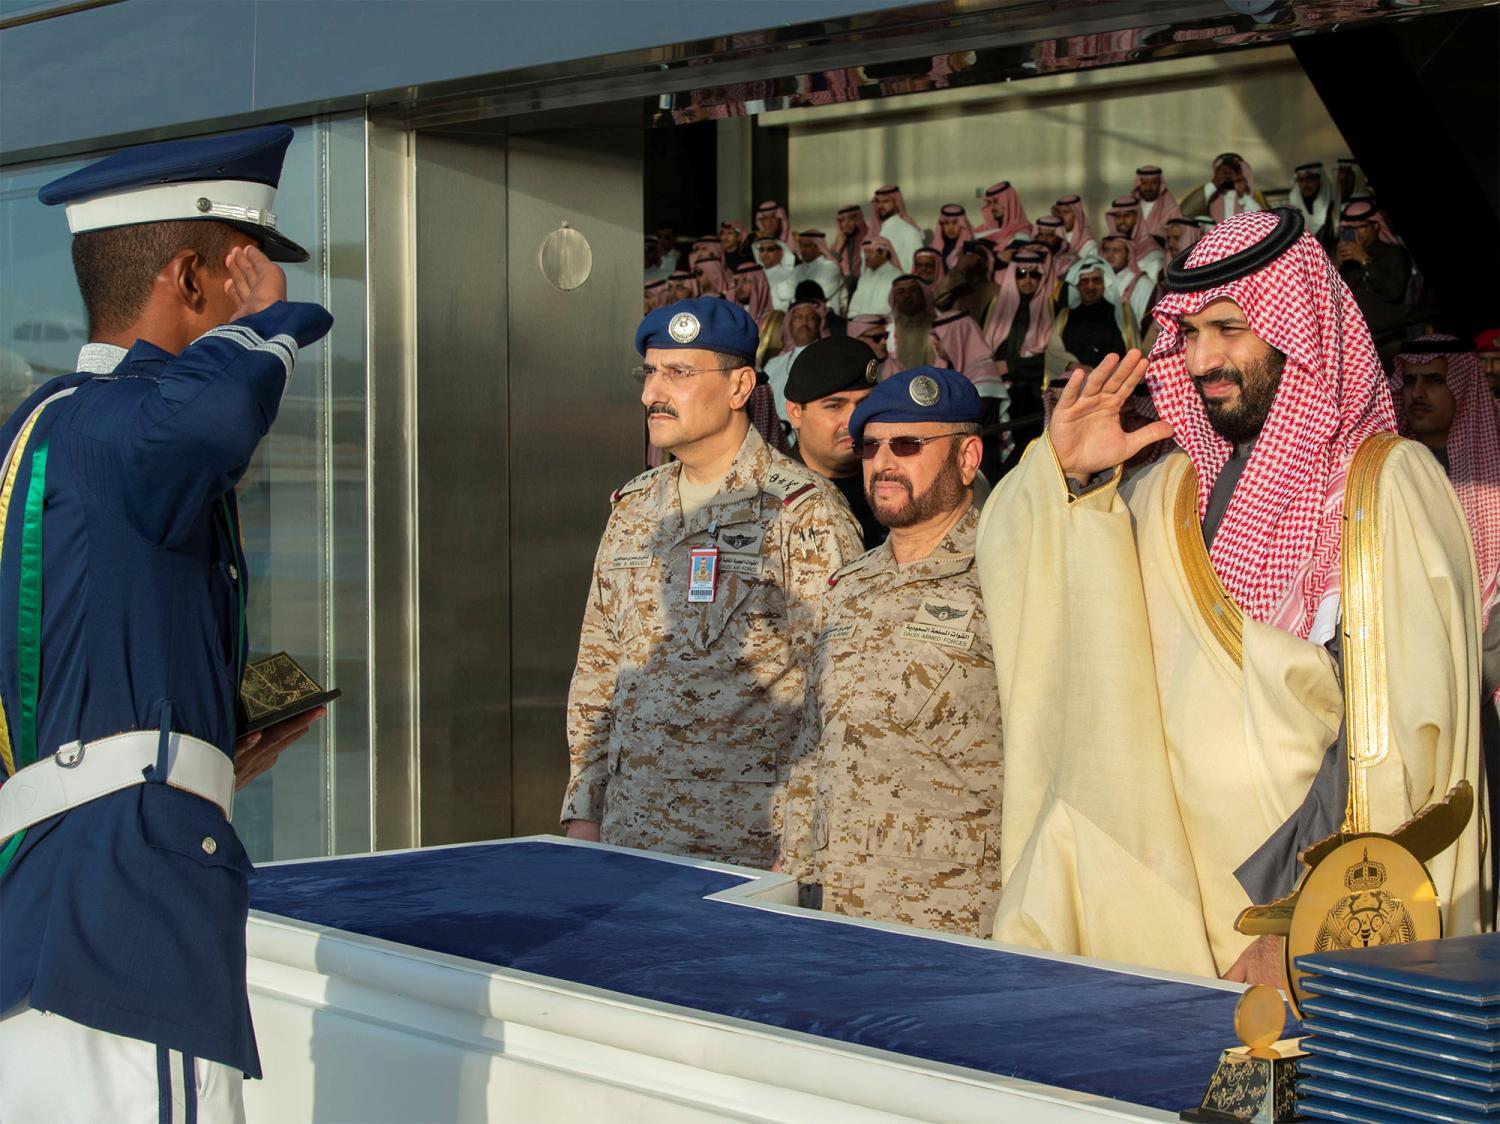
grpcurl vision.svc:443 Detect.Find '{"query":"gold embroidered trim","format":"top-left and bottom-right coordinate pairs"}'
top-left (1174, 461), bottom-right (1243, 666)
top-left (1341, 432), bottom-right (1400, 833)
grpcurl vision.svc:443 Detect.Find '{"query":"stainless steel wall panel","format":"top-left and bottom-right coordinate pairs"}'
top-left (367, 123), bottom-right (421, 852)
top-left (504, 124), bottom-right (644, 837)
top-left (413, 132), bottom-right (513, 846)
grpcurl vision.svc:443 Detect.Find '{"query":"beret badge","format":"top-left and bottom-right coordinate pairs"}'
top-left (668, 313), bottom-right (701, 344)
top-left (908, 375), bottom-right (941, 407)
top-left (864, 359), bottom-right (878, 385)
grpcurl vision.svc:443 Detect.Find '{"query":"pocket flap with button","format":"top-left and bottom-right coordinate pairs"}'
top-left (866, 810), bottom-right (989, 866)
top-left (139, 782), bottom-right (253, 876)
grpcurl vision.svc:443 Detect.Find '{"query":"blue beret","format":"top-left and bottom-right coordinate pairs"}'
top-left (848, 366), bottom-right (982, 444)
top-left (636, 298), bottom-right (758, 359)
top-left (38, 126), bottom-right (308, 263)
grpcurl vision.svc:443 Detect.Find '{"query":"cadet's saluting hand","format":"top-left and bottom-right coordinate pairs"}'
top-left (1048, 349), bottom-right (1173, 483)
top-left (224, 243), bottom-right (287, 321)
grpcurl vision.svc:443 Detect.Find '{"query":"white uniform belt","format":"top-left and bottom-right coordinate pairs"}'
top-left (0, 731), bottom-right (233, 841)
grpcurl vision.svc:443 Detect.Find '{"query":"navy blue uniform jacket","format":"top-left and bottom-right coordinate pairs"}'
top-left (0, 301), bottom-right (332, 1075)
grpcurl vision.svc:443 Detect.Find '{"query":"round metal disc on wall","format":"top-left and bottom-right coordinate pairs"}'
top-left (539, 224), bottom-right (592, 291)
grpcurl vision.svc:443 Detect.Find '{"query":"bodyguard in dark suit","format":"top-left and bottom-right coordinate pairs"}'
top-left (0, 127), bottom-right (332, 1122)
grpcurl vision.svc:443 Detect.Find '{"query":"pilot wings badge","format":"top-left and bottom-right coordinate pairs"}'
top-left (923, 602), bottom-right (966, 622)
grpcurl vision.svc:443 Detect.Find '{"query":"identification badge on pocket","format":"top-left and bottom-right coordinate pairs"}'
top-left (688, 546), bottom-right (720, 603)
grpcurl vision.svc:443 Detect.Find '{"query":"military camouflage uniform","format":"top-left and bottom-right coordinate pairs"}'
top-left (783, 502), bottom-right (1004, 936)
top-left (562, 426), bottom-right (863, 867)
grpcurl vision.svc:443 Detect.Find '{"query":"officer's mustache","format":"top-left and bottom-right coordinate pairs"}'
top-left (646, 404), bottom-right (679, 418)
top-left (869, 469), bottom-right (912, 496)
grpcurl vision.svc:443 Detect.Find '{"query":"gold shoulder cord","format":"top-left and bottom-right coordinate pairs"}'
top-left (1173, 461), bottom-right (1244, 666)
top-left (1340, 432), bottom-right (1401, 833)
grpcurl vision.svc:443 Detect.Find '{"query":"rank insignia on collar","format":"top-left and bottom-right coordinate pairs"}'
top-left (909, 375), bottom-right (940, 406)
top-left (668, 313), bottom-right (701, 343)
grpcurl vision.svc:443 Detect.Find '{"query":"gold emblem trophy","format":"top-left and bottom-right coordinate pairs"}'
top-left (1181, 436), bottom-right (1476, 1123)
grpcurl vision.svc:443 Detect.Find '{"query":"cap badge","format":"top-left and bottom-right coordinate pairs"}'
top-left (864, 359), bottom-right (878, 385)
top-left (668, 312), bottom-right (701, 343)
top-left (909, 375), bottom-right (940, 407)
top-left (195, 197), bottom-right (212, 214)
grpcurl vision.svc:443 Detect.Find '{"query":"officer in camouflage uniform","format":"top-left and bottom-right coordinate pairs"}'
top-left (562, 298), bottom-right (862, 867)
top-left (783, 366), bottom-right (1004, 936)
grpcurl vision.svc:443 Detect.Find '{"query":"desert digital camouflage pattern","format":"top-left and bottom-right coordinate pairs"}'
top-left (562, 426), bottom-right (863, 867)
top-left (783, 502), bottom-right (1004, 936)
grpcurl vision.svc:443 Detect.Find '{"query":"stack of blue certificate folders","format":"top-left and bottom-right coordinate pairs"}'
top-left (1294, 934), bottom-right (1500, 1123)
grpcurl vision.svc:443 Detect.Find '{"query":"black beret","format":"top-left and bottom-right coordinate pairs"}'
top-left (785, 336), bottom-right (881, 405)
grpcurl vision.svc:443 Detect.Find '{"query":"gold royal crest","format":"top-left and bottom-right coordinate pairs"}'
top-left (668, 312), bottom-right (700, 344)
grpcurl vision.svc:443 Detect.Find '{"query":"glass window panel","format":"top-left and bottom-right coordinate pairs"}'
top-left (0, 115), bottom-right (371, 862)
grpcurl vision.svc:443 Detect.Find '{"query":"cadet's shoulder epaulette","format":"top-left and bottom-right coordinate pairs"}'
top-left (827, 548), bottom-right (879, 588)
top-left (610, 463), bottom-right (671, 505)
top-left (762, 461), bottom-right (823, 511)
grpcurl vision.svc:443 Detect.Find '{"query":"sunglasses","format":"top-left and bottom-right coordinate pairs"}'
top-left (1015, 269), bottom-right (1043, 278)
top-left (854, 432), bottom-right (968, 459)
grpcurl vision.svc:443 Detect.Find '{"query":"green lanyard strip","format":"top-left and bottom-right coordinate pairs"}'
top-left (0, 442), bottom-right (50, 877)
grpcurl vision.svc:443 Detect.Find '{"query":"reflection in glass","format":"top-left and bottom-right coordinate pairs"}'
top-left (0, 116), bottom-right (371, 862)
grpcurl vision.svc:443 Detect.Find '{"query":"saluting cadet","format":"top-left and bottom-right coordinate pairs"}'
top-left (782, 367), bottom-right (1004, 937)
top-left (562, 298), bottom-right (862, 868)
top-left (0, 127), bottom-right (332, 1121)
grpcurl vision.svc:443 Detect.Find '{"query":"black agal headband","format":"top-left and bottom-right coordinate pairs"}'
top-left (1162, 207), bottom-right (1304, 294)
top-left (1397, 338), bottom-right (1472, 356)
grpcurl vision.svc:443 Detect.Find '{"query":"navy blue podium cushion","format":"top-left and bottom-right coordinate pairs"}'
top-left (251, 840), bottom-right (1245, 1112)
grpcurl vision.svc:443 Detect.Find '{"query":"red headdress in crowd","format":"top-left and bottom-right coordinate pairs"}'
top-left (1131, 165), bottom-right (1183, 243)
top-left (985, 250), bottom-right (1054, 358)
top-left (911, 246), bottom-right (946, 284)
top-left (754, 200), bottom-right (791, 243)
top-left (886, 272), bottom-right (938, 319)
top-left (848, 313), bottom-right (903, 380)
top-left (691, 254), bottom-right (729, 297)
top-left (931, 309), bottom-right (1003, 394)
top-left (1100, 234), bottom-right (1150, 311)
top-left (1391, 336), bottom-right (1500, 627)
top-left (1164, 216), bottom-right (1204, 254)
top-left (835, 203), bottom-right (869, 279)
top-left (1207, 154), bottom-right (1259, 223)
top-left (1148, 208), bottom-right (1395, 641)
top-left (1106, 195), bottom-right (1161, 261)
top-left (666, 270), bottom-right (700, 299)
top-left (1052, 194), bottom-right (1095, 257)
top-left (981, 181), bottom-right (1031, 245)
top-left (644, 279), bottom-right (669, 311)
top-left (733, 261), bottom-right (774, 323)
top-left (1032, 216), bottom-right (1078, 275)
top-left (781, 298), bottom-right (831, 350)
top-left (930, 203), bottom-right (976, 269)
top-left (869, 184), bottom-right (919, 239)
top-left (859, 233), bottom-right (901, 271)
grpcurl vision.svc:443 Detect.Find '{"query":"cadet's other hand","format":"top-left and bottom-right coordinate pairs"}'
top-left (223, 244), bottom-right (287, 321)
top-left (1222, 934), bottom-right (1285, 988)
top-left (233, 706), bottom-right (326, 790)
top-left (565, 819), bottom-right (602, 842)
top-left (1048, 349), bottom-right (1173, 483)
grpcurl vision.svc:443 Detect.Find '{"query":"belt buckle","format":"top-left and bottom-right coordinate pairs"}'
top-left (54, 741), bottom-right (85, 769)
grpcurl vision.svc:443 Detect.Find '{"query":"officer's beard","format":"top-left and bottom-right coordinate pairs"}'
top-left (867, 444), bottom-right (968, 529)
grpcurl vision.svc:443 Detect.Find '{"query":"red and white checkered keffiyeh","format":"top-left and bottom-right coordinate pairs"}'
top-left (1392, 337), bottom-right (1500, 627)
top-left (1149, 210), bottom-right (1395, 640)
